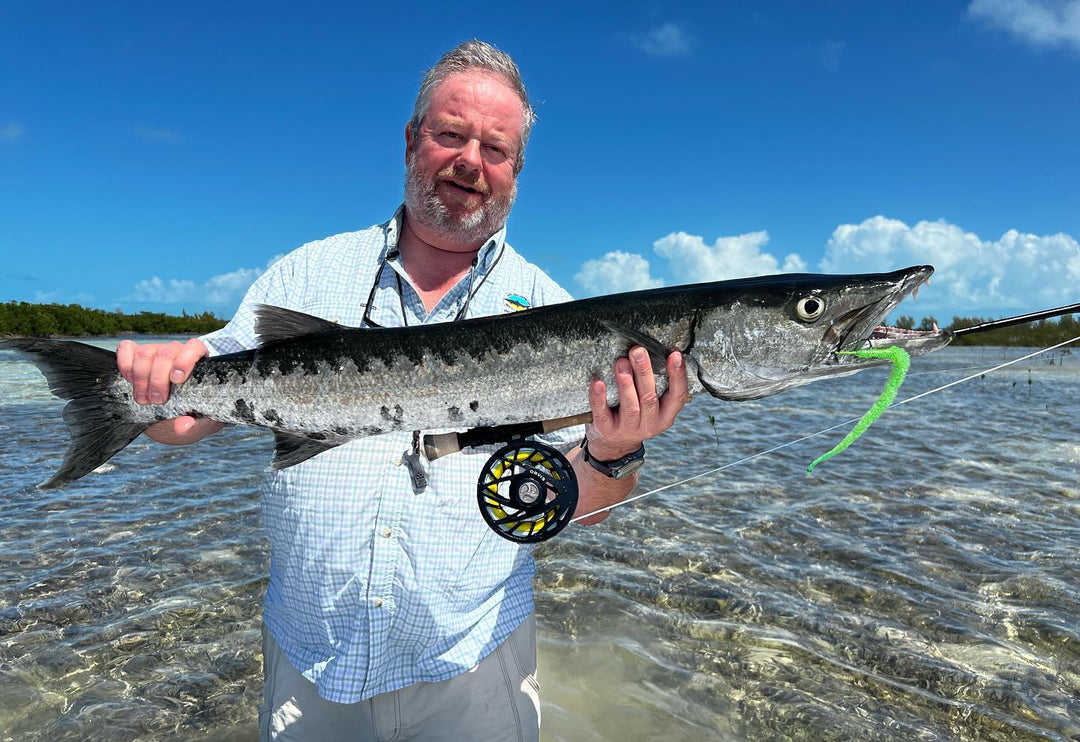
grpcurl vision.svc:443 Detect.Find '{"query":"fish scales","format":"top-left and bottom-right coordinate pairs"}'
top-left (1, 266), bottom-right (951, 488)
top-left (151, 303), bottom-right (695, 437)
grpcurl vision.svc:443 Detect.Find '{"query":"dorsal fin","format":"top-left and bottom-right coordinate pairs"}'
top-left (254, 304), bottom-right (340, 345)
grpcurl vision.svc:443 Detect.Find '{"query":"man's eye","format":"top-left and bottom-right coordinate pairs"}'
top-left (439, 131), bottom-right (463, 141)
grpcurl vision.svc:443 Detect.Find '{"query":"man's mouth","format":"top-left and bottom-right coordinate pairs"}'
top-left (443, 179), bottom-right (484, 196)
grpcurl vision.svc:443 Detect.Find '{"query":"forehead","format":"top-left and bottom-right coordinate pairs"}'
top-left (425, 71), bottom-right (524, 137)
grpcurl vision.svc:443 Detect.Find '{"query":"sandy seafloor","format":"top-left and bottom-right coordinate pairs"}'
top-left (0, 341), bottom-right (1077, 741)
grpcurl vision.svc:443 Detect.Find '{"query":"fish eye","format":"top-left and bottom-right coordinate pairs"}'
top-left (795, 295), bottom-right (826, 322)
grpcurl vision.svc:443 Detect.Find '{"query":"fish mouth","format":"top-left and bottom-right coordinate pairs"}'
top-left (829, 265), bottom-right (951, 359)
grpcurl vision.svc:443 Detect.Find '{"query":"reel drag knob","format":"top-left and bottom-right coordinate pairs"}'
top-left (476, 440), bottom-right (578, 543)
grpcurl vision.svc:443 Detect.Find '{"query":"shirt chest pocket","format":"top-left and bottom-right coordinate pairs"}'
top-left (300, 299), bottom-right (367, 328)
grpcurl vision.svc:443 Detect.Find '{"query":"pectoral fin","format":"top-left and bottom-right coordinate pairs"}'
top-left (271, 430), bottom-right (344, 468)
top-left (599, 320), bottom-right (670, 373)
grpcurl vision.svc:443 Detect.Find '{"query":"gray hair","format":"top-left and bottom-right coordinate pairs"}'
top-left (409, 40), bottom-right (535, 173)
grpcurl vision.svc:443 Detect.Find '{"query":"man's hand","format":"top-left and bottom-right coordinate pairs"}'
top-left (585, 347), bottom-right (688, 460)
top-left (573, 346), bottom-right (689, 525)
top-left (116, 338), bottom-right (224, 445)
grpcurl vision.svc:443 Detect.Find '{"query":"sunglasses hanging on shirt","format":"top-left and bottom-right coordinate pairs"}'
top-left (362, 243), bottom-right (506, 496)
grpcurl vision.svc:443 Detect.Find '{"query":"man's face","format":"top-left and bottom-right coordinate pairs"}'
top-left (404, 71), bottom-right (524, 249)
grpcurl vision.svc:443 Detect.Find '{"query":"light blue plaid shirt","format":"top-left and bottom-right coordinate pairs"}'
top-left (201, 207), bottom-right (577, 702)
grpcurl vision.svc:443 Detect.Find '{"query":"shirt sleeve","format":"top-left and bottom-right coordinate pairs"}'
top-left (200, 249), bottom-right (307, 356)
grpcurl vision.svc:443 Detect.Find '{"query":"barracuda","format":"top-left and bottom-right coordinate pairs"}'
top-left (1, 265), bottom-right (951, 489)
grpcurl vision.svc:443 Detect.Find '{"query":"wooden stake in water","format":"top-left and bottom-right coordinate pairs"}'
top-left (806, 347), bottom-right (911, 474)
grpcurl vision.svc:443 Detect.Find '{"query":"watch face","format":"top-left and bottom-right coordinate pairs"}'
top-left (613, 457), bottom-right (646, 479)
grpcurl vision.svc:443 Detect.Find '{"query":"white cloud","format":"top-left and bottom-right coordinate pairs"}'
top-left (574, 251), bottom-right (664, 297)
top-left (33, 290), bottom-right (95, 305)
top-left (573, 230), bottom-right (808, 297)
top-left (653, 230), bottom-right (807, 284)
top-left (968, 0), bottom-right (1080, 51)
top-left (629, 22), bottom-right (693, 57)
top-left (820, 215), bottom-right (1080, 314)
top-left (126, 255), bottom-right (284, 308)
top-left (0, 121), bottom-right (24, 142)
top-left (133, 124), bottom-right (184, 143)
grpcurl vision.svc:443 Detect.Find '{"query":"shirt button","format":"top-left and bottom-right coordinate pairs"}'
top-left (374, 598), bottom-right (384, 608)
top-left (381, 527), bottom-right (392, 538)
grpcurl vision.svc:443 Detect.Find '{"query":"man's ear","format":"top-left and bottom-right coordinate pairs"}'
top-left (404, 122), bottom-right (414, 164)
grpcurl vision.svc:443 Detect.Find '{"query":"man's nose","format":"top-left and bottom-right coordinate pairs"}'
top-left (455, 138), bottom-right (483, 172)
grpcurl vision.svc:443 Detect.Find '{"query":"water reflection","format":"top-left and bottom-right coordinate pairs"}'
top-left (1, 345), bottom-right (1077, 740)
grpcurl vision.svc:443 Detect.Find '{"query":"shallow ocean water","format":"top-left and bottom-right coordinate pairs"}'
top-left (0, 341), bottom-right (1077, 741)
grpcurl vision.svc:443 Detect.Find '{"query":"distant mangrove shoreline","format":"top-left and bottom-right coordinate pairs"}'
top-left (894, 313), bottom-right (1079, 348)
top-left (0, 301), bottom-right (227, 337)
top-left (0, 301), bottom-right (1077, 347)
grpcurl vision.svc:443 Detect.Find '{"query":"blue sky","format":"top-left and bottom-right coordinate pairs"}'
top-left (2, 1), bottom-right (1078, 322)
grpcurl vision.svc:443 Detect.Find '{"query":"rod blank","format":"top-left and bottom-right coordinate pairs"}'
top-left (951, 302), bottom-right (1080, 337)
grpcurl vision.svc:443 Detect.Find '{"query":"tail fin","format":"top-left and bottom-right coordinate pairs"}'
top-left (1, 339), bottom-right (149, 488)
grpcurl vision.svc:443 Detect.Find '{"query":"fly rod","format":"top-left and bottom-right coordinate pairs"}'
top-left (950, 302), bottom-right (1080, 336)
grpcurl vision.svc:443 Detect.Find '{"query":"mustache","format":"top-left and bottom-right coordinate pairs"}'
top-left (437, 164), bottom-right (490, 196)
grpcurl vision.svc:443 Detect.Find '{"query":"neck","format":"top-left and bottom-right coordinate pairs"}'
top-left (398, 213), bottom-right (482, 311)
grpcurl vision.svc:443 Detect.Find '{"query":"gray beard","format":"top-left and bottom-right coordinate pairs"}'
top-left (403, 155), bottom-right (517, 247)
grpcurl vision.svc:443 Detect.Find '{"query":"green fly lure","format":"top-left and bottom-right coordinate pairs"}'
top-left (806, 346), bottom-right (911, 474)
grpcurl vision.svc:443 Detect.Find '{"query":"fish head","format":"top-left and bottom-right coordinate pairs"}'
top-left (691, 265), bottom-right (950, 400)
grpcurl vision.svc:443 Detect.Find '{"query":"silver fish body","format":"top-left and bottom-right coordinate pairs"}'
top-left (1, 266), bottom-right (950, 487)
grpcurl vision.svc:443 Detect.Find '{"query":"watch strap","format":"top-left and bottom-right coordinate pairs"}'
top-left (580, 438), bottom-right (646, 479)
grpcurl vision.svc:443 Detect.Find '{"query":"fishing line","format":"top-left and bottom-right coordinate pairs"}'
top-left (905, 358), bottom-right (1071, 377)
top-left (570, 334), bottom-right (1080, 524)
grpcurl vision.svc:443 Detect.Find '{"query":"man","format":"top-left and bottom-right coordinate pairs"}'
top-left (117, 41), bottom-right (687, 741)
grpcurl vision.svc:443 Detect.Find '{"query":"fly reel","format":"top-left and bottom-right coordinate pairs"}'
top-left (477, 440), bottom-right (578, 543)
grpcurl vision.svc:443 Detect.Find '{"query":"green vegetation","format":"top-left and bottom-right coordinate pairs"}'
top-left (895, 313), bottom-right (1080, 347)
top-left (0, 301), bottom-right (227, 337)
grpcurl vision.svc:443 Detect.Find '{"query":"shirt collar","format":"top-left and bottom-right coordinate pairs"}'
top-left (384, 205), bottom-right (506, 274)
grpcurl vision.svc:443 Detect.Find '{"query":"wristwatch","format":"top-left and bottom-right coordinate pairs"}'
top-left (579, 438), bottom-right (646, 479)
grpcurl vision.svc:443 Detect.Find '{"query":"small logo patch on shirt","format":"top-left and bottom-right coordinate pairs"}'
top-left (504, 294), bottom-right (531, 312)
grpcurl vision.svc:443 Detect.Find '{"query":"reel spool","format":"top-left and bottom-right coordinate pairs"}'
top-left (477, 440), bottom-right (578, 543)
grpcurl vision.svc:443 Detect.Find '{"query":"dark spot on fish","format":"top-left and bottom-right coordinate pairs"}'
top-left (360, 426), bottom-right (384, 436)
top-left (333, 426), bottom-right (348, 436)
top-left (262, 408), bottom-right (282, 424)
top-left (447, 406), bottom-right (463, 422)
top-left (307, 432), bottom-right (327, 441)
top-left (380, 405), bottom-right (405, 425)
top-left (469, 400), bottom-right (479, 412)
top-left (234, 398), bottom-right (256, 424)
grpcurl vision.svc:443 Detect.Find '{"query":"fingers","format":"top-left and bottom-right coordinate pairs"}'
top-left (588, 347), bottom-right (688, 455)
top-left (658, 351), bottom-right (688, 427)
top-left (629, 347), bottom-right (659, 419)
top-left (120, 338), bottom-right (208, 405)
top-left (117, 340), bottom-right (136, 383)
top-left (588, 379), bottom-right (613, 432)
top-left (172, 339), bottom-right (208, 384)
top-left (149, 342), bottom-right (185, 404)
top-left (613, 355), bottom-right (640, 429)
top-left (130, 343), bottom-right (159, 405)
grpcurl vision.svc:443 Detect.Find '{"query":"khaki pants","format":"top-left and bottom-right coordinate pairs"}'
top-left (259, 615), bottom-right (541, 742)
